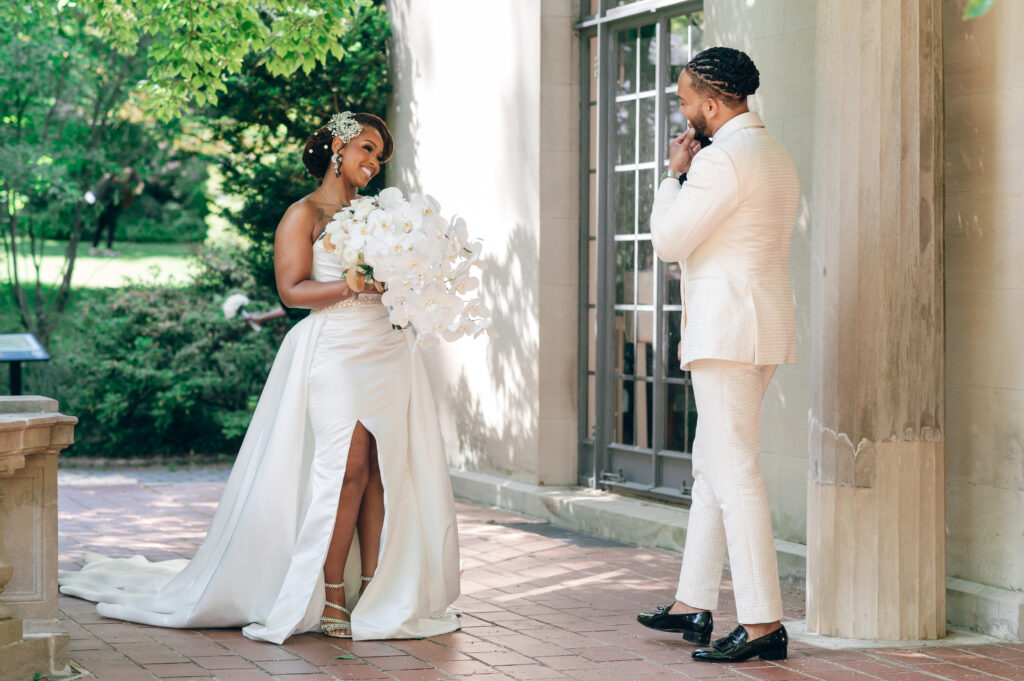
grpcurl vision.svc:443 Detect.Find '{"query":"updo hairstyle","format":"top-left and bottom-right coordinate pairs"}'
top-left (684, 47), bottom-right (760, 108)
top-left (302, 113), bottom-right (395, 180)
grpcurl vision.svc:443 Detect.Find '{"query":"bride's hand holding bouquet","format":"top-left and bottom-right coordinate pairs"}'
top-left (318, 187), bottom-right (493, 347)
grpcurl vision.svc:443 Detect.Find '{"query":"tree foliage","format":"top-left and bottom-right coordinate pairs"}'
top-left (0, 0), bottom-right (381, 341)
top-left (205, 0), bottom-right (390, 296)
top-left (77, 0), bottom-right (377, 119)
top-left (963, 0), bottom-right (996, 19)
top-left (0, 2), bottom-right (154, 340)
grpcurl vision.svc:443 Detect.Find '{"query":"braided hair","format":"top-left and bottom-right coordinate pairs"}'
top-left (684, 47), bottom-right (759, 108)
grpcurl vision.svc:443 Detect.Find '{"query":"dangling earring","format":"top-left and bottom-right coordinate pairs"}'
top-left (332, 152), bottom-right (342, 177)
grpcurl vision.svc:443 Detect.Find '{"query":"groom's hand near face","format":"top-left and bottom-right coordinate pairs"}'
top-left (669, 126), bottom-right (704, 173)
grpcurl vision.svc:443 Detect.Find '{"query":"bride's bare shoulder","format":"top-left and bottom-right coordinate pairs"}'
top-left (277, 196), bottom-right (324, 238)
top-left (280, 196), bottom-right (318, 222)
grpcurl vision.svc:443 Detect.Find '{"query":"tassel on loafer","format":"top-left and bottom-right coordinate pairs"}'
top-left (636, 605), bottom-right (713, 645)
top-left (691, 624), bottom-right (788, 663)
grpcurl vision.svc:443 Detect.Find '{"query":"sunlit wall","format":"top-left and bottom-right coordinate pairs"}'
top-left (386, 0), bottom-right (579, 484)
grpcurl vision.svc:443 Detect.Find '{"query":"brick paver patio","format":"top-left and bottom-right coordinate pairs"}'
top-left (56, 467), bottom-right (1024, 681)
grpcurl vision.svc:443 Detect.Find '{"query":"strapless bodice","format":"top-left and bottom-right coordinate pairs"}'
top-left (310, 238), bottom-right (384, 314)
top-left (311, 237), bottom-right (344, 283)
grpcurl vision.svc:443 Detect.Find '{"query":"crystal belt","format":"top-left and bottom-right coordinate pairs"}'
top-left (313, 293), bottom-right (383, 314)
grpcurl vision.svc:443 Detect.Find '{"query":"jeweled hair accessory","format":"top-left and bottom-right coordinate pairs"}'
top-left (327, 112), bottom-right (362, 144)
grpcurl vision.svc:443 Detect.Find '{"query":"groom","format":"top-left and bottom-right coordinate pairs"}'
top-left (641, 47), bottom-right (799, 663)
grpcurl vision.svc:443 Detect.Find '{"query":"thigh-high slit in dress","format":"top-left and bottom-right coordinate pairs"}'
top-left (58, 239), bottom-right (462, 643)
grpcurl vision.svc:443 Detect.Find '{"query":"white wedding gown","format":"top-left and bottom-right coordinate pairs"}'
top-left (58, 239), bottom-right (462, 643)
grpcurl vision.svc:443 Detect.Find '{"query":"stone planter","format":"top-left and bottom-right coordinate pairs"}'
top-left (0, 396), bottom-right (77, 680)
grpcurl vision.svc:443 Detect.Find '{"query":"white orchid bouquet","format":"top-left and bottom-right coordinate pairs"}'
top-left (319, 187), bottom-right (493, 347)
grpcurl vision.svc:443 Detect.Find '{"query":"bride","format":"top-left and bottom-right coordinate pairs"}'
top-left (58, 112), bottom-right (462, 643)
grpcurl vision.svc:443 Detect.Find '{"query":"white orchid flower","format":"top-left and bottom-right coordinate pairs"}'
top-left (472, 318), bottom-right (497, 338)
top-left (448, 216), bottom-right (469, 245)
top-left (389, 304), bottom-right (412, 327)
top-left (342, 247), bottom-right (360, 266)
top-left (352, 199), bottom-right (375, 221)
top-left (464, 298), bottom-right (492, 318)
top-left (377, 187), bottom-right (404, 211)
top-left (453, 276), bottom-right (479, 294)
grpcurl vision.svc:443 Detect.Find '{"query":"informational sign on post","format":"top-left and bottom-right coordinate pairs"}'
top-left (0, 333), bottom-right (50, 395)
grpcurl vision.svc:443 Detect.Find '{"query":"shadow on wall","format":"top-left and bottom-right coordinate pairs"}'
top-left (448, 223), bottom-right (540, 480)
top-left (443, 2), bottom-right (544, 479)
top-left (385, 0), bottom-right (547, 480)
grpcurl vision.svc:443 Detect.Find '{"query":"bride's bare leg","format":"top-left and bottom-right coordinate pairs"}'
top-left (357, 437), bottom-right (384, 593)
top-left (323, 422), bottom-right (372, 628)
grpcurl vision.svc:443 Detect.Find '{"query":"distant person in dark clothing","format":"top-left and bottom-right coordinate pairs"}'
top-left (87, 167), bottom-right (143, 257)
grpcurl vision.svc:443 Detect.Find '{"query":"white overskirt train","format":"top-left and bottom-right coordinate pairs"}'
top-left (58, 296), bottom-right (462, 643)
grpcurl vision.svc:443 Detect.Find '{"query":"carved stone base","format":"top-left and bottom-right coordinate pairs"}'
top-left (0, 616), bottom-right (22, 647)
top-left (0, 397), bottom-right (77, 679)
top-left (0, 630), bottom-right (70, 681)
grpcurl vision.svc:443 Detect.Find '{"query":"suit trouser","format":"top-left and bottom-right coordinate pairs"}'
top-left (675, 359), bottom-right (783, 624)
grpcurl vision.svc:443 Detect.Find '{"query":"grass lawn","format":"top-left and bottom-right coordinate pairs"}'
top-left (1, 240), bottom-right (197, 289)
top-left (1, 240), bottom-right (197, 389)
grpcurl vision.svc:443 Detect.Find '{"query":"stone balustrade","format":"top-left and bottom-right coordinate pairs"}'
top-left (0, 396), bottom-right (77, 680)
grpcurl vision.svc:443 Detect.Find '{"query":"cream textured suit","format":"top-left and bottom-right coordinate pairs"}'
top-left (650, 111), bottom-right (799, 623)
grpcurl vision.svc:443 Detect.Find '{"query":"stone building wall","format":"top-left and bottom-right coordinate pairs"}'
top-left (943, 0), bottom-right (1024, 598)
top-left (386, 0), bottom-right (580, 485)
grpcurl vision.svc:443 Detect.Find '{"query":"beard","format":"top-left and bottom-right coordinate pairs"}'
top-left (689, 111), bottom-right (713, 147)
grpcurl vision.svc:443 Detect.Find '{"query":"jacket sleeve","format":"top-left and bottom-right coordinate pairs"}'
top-left (650, 145), bottom-right (740, 263)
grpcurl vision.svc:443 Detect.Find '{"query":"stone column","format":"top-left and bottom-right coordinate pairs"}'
top-left (806, 0), bottom-right (945, 640)
top-left (0, 396), bottom-right (77, 680)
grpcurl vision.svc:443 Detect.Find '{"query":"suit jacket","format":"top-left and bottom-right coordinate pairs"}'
top-left (650, 111), bottom-right (799, 369)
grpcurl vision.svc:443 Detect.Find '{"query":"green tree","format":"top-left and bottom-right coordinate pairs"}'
top-left (963, 0), bottom-right (996, 19)
top-left (205, 0), bottom-right (390, 296)
top-left (0, 0), bottom-right (377, 341)
top-left (0, 3), bottom-right (152, 341)
top-left (78, 0), bottom-right (375, 119)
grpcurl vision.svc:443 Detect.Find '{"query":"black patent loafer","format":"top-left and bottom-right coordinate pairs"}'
top-left (636, 604), bottom-right (713, 644)
top-left (692, 624), bottom-right (787, 663)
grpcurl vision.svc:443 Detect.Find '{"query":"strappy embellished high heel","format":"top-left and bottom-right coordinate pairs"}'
top-left (321, 581), bottom-right (352, 638)
top-left (359, 574), bottom-right (373, 595)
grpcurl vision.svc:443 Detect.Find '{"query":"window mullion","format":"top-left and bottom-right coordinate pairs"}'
top-left (651, 17), bottom-right (667, 489)
top-left (594, 20), bottom-right (615, 487)
top-left (578, 31), bottom-right (595, 485)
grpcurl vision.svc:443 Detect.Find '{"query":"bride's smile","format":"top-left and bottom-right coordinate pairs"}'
top-left (336, 129), bottom-right (383, 191)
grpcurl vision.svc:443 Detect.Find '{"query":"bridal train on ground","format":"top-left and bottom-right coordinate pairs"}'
top-left (58, 239), bottom-right (462, 643)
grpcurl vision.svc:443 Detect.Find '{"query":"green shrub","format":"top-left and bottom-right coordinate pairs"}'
top-left (47, 245), bottom-right (291, 457)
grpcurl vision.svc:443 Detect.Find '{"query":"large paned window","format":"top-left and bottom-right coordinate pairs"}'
top-left (577, 1), bottom-right (704, 503)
